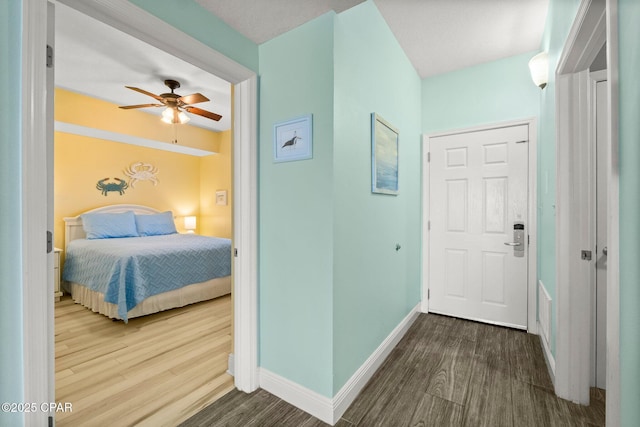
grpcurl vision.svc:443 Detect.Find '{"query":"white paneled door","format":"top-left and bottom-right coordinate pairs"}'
top-left (429, 125), bottom-right (529, 329)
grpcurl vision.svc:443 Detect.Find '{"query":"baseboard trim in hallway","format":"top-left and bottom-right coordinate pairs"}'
top-left (259, 303), bottom-right (421, 425)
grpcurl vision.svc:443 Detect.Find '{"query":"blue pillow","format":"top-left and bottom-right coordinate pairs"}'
top-left (81, 211), bottom-right (139, 239)
top-left (135, 211), bottom-right (177, 236)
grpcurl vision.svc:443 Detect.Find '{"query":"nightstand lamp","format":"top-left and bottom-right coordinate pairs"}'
top-left (184, 216), bottom-right (197, 234)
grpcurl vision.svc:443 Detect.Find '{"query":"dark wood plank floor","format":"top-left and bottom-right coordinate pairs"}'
top-left (180, 313), bottom-right (605, 427)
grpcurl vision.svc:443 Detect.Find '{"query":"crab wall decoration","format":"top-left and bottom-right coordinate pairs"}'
top-left (96, 177), bottom-right (129, 196)
top-left (124, 162), bottom-right (159, 188)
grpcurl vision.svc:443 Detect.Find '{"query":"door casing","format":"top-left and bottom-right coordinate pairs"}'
top-left (21, 1), bottom-right (259, 424)
top-left (554, 4), bottom-right (620, 425)
top-left (421, 118), bottom-right (538, 334)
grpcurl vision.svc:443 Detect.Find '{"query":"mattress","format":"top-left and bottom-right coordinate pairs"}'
top-left (62, 233), bottom-right (232, 320)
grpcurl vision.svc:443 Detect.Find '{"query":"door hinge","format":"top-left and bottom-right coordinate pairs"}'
top-left (427, 289), bottom-right (430, 299)
top-left (427, 152), bottom-right (431, 162)
top-left (234, 248), bottom-right (238, 257)
top-left (428, 220), bottom-right (431, 230)
top-left (49, 416), bottom-right (53, 427)
top-left (46, 45), bottom-right (54, 68)
top-left (528, 235), bottom-right (530, 245)
top-left (47, 230), bottom-right (53, 253)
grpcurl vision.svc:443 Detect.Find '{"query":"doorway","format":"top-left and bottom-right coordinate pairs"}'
top-left (554, 1), bottom-right (620, 423)
top-left (21, 1), bottom-right (258, 424)
top-left (422, 119), bottom-right (538, 332)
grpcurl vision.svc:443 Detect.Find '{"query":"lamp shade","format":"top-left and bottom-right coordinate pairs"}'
top-left (184, 216), bottom-right (196, 232)
top-left (528, 52), bottom-right (549, 89)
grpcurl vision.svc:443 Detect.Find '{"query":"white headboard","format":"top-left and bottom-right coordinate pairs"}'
top-left (63, 204), bottom-right (161, 250)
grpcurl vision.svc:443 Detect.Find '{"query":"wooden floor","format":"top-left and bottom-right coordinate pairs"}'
top-left (182, 313), bottom-right (605, 427)
top-left (55, 294), bottom-right (234, 427)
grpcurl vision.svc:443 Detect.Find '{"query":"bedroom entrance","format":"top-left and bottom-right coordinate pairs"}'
top-left (24, 0), bottom-right (259, 425)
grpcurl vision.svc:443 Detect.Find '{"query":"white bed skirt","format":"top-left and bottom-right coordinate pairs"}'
top-left (66, 276), bottom-right (232, 320)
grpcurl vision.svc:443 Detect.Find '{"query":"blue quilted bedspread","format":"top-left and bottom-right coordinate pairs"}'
top-left (62, 234), bottom-right (231, 320)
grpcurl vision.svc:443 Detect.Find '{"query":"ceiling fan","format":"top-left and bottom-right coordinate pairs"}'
top-left (118, 79), bottom-right (222, 124)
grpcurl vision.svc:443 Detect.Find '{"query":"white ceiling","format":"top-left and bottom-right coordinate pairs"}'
top-left (55, 3), bottom-right (232, 132)
top-left (55, 0), bottom-right (550, 127)
top-left (196, 0), bottom-right (549, 78)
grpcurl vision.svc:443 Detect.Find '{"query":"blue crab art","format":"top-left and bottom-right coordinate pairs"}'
top-left (96, 177), bottom-right (129, 196)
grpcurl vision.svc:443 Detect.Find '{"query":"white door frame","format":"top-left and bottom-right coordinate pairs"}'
top-left (555, 1), bottom-right (620, 424)
top-left (588, 69), bottom-right (607, 389)
top-left (421, 118), bottom-right (538, 334)
top-left (22, 1), bottom-right (259, 423)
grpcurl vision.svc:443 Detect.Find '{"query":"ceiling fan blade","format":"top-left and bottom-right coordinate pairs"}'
top-left (125, 86), bottom-right (165, 102)
top-left (118, 103), bottom-right (164, 109)
top-left (178, 93), bottom-right (209, 105)
top-left (184, 106), bottom-right (222, 121)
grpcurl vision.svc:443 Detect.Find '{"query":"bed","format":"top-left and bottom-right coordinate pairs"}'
top-left (62, 204), bottom-right (232, 321)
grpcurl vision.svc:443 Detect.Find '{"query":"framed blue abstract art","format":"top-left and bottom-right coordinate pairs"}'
top-left (371, 113), bottom-right (399, 195)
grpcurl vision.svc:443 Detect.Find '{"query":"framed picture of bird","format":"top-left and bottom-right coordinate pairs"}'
top-left (371, 113), bottom-right (399, 195)
top-left (273, 114), bottom-right (313, 163)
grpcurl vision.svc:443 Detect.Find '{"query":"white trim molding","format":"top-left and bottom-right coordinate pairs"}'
top-left (233, 75), bottom-right (259, 392)
top-left (22, 0), bottom-right (52, 425)
top-left (421, 118), bottom-right (538, 334)
top-left (54, 121), bottom-right (217, 157)
top-left (333, 303), bottom-right (421, 423)
top-left (538, 323), bottom-right (556, 385)
top-left (260, 304), bottom-right (421, 425)
top-left (259, 369), bottom-right (334, 425)
top-left (554, 0), bottom-right (619, 408)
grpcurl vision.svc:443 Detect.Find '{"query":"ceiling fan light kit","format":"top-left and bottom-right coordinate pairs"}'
top-left (119, 79), bottom-right (222, 125)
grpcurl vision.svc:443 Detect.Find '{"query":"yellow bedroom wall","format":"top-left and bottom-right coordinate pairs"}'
top-left (55, 88), bottom-right (221, 153)
top-left (54, 88), bottom-right (230, 252)
top-left (200, 130), bottom-right (232, 239)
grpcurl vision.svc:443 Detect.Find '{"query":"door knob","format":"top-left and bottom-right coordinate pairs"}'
top-left (603, 246), bottom-right (608, 256)
top-left (504, 242), bottom-right (521, 246)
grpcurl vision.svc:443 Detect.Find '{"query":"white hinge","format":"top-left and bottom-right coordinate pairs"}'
top-left (46, 45), bottom-right (53, 68)
top-left (427, 152), bottom-right (431, 162)
top-left (428, 289), bottom-right (430, 299)
top-left (428, 220), bottom-right (431, 230)
top-left (528, 235), bottom-right (530, 245)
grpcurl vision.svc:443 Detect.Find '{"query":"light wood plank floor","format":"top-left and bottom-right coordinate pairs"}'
top-left (55, 294), bottom-right (234, 427)
top-left (181, 313), bottom-right (605, 427)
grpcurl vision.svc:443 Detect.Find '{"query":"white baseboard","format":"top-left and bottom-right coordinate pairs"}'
top-left (538, 320), bottom-right (556, 385)
top-left (332, 303), bottom-right (420, 423)
top-left (259, 368), bottom-right (334, 424)
top-left (227, 353), bottom-right (234, 377)
top-left (259, 303), bottom-right (421, 425)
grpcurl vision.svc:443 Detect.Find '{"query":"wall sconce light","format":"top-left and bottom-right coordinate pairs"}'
top-left (529, 52), bottom-right (549, 89)
top-left (184, 216), bottom-right (197, 233)
top-left (161, 107), bottom-right (190, 124)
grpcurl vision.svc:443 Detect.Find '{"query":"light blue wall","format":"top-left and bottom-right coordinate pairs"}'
top-left (258, 13), bottom-right (336, 397)
top-left (0, 1), bottom-right (24, 426)
top-left (422, 51), bottom-right (540, 134)
top-left (618, 0), bottom-right (640, 423)
top-left (537, 0), bottom-right (581, 357)
top-left (130, 0), bottom-right (258, 73)
top-left (332, 0), bottom-right (422, 394)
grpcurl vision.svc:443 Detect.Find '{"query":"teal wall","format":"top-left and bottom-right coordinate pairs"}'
top-left (130, 0), bottom-right (258, 73)
top-left (422, 51), bottom-right (540, 134)
top-left (332, 1), bottom-right (422, 394)
top-left (0, 1), bottom-right (24, 426)
top-left (537, 0), bottom-right (581, 356)
top-left (258, 13), bottom-right (336, 397)
top-left (618, 0), bottom-right (640, 423)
